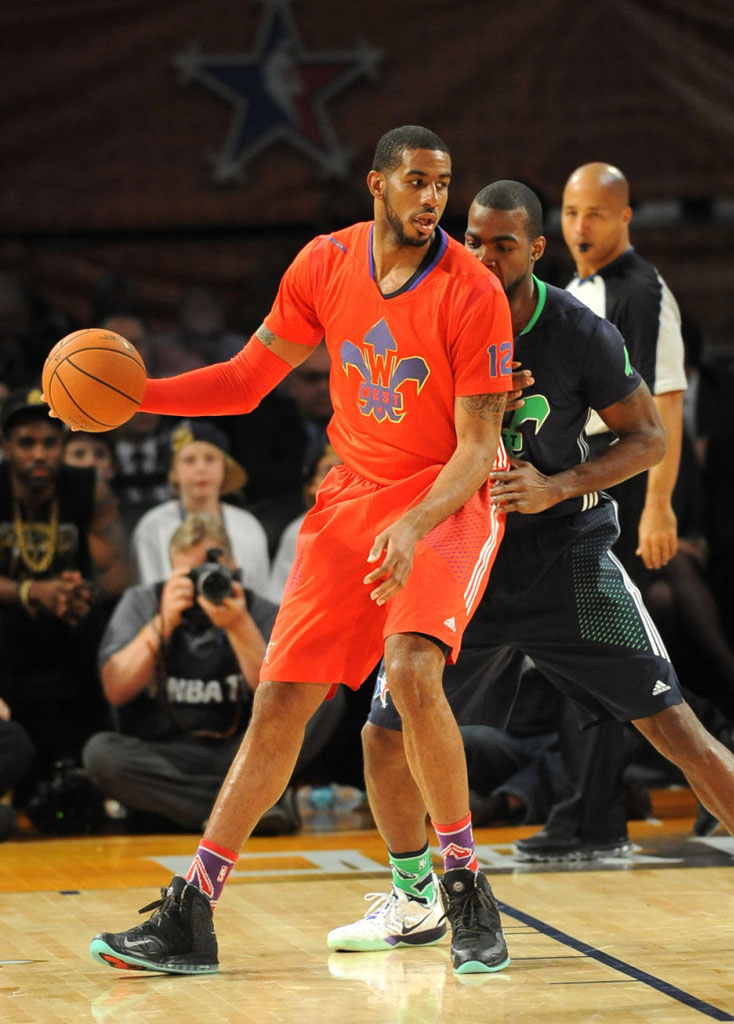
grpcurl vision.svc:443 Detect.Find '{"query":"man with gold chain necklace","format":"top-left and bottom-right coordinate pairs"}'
top-left (0, 388), bottom-right (132, 835)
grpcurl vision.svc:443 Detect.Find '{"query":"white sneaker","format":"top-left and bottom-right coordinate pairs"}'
top-left (327, 883), bottom-right (447, 952)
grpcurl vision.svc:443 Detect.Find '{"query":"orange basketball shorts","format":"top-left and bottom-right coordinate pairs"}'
top-left (261, 463), bottom-right (505, 690)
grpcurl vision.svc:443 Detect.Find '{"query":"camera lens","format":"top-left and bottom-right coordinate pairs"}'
top-left (197, 566), bottom-right (232, 604)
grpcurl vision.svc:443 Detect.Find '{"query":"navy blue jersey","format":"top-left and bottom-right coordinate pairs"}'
top-left (502, 279), bottom-right (642, 521)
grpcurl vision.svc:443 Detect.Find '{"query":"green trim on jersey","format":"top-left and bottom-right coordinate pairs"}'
top-left (519, 276), bottom-right (547, 336)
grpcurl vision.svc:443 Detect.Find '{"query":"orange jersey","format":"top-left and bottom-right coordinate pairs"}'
top-left (264, 222), bottom-right (513, 484)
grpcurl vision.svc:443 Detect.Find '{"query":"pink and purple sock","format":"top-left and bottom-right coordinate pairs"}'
top-left (431, 812), bottom-right (478, 873)
top-left (185, 838), bottom-right (238, 909)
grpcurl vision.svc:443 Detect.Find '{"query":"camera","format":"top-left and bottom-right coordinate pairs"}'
top-left (26, 759), bottom-right (105, 836)
top-left (188, 547), bottom-right (241, 605)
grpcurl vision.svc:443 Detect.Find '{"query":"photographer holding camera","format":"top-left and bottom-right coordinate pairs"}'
top-left (83, 513), bottom-right (343, 834)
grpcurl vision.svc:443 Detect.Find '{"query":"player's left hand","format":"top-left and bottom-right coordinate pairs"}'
top-left (636, 502), bottom-right (678, 569)
top-left (490, 458), bottom-right (560, 514)
top-left (364, 521), bottom-right (419, 605)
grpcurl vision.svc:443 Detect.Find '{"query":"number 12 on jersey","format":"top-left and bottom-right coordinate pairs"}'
top-left (489, 341), bottom-right (513, 378)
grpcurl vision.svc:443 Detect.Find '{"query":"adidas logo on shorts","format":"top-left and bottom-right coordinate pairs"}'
top-left (443, 617), bottom-right (456, 632)
top-left (652, 680), bottom-right (671, 696)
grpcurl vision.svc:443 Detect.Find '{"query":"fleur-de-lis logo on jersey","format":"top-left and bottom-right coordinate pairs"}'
top-left (340, 319), bottom-right (430, 422)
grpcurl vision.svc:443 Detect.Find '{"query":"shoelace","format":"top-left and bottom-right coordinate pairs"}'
top-left (138, 887), bottom-right (179, 918)
top-left (449, 886), bottom-right (499, 937)
top-left (362, 891), bottom-right (394, 920)
top-left (361, 889), bottom-right (430, 930)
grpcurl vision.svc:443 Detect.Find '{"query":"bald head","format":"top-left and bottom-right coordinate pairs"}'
top-left (561, 162), bottom-right (632, 276)
top-left (565, 163), bottom-right (629, 207)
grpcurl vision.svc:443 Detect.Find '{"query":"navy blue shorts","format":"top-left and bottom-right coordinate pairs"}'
top-left (369, 501), bottom-right (683, 731)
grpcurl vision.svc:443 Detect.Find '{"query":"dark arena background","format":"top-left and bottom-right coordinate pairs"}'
top-left (2, 0), bottom-right (732, 348)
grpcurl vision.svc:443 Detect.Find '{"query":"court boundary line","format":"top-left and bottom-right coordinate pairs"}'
top-left (499, 901), bottom-right (734, 1021)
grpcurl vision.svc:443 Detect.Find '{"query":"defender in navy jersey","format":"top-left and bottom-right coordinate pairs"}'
top-left (328, 182), bottom-right (734, 951)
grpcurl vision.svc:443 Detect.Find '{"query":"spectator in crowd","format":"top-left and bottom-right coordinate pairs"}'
top-left (0, 387), bottom-right (132, 819)
top-left (267, 444), bottom-right (342, 603)
top-left (84, 514), bottom-right (342, 834)
top-left (132, 421), bottom-right (269, 596)
top-left (62, 430), bottom-right (117, 483)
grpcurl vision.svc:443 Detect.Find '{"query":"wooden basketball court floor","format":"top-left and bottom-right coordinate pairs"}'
top-left (2, 793), bottom-right (734, 1024)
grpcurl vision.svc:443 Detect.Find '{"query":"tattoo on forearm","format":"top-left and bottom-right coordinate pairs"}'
top-left (255, 324), bottom-right (277, 346)
top-left (460, 393), bottom-right (507, 420)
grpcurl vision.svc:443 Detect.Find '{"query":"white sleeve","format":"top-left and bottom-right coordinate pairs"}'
top-left (653, 274), bottom-right (687, 395)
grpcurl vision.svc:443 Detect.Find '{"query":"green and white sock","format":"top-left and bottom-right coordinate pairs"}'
top-left (388, 843), bottom-right (435, 904)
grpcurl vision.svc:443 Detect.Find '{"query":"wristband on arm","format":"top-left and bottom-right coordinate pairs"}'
top-left (139, 336), bottom-right (293, 417)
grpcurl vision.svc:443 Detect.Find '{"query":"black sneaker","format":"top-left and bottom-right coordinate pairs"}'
top-left (514, 830), bottom-right (633, 862)
top-left (90, 875), bottom-right (218, 974)
top-left (439, 867), bottom-right (510, 974)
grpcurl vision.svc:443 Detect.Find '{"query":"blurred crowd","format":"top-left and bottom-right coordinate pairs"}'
top-left (0, 270), bottom-right (360, 841)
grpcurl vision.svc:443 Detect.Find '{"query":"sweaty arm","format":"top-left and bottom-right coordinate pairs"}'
top-left (139, 328), bottom-right (312, 416)
top-left (491, 381), bottom-right (666, 515)
top-left (365, 392), bottom-right (507, 604)
top-left (637, 389), bottom-right (683, 568)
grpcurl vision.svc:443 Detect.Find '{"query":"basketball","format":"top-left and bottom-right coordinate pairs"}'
top-left (42, 328), bottom-right (147, 432)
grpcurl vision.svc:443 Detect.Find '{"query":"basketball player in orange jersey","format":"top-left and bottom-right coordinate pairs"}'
top-left (90, 126), bottom-right (517, 976)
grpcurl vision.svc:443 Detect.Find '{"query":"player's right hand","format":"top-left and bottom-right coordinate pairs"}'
top-left (364, 521), bottom-right (419, 605)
